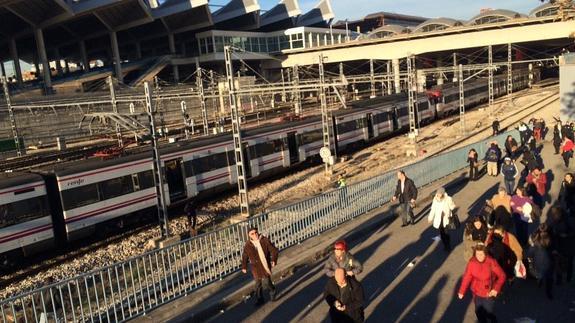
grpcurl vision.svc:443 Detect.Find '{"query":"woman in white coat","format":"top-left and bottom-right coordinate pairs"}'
top-left (428, 187), bottom-right (456, 251)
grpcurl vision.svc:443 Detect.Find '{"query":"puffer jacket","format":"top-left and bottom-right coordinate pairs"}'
top-left (324, 252), bottom-right (363, 277)
top-left (458, 256), bottom-right (506, 298)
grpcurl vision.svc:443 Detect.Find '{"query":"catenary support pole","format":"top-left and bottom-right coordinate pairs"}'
top-left (2, 76), bottom-right (24, 156)
top-left (108, 75), bottom-right (123, 147)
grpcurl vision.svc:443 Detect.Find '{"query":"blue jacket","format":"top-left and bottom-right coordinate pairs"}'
top-left (501, 163), bottom-right (517, 181)
top-left (485, 146), bottom-right (501, 163)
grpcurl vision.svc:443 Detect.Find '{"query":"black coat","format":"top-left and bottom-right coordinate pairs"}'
top-left (394, 178), bottom-right (418, 203)
top-left (487, 236), bottom-right (517, 278)
top-left (325, 277), bottom-right (365, 323)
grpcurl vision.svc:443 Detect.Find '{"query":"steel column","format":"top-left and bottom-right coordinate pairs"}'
top-left (34, 29), bottom-right (52, 89)
top-left (370, 59), bottom-right (376, 98)
top-left (459, 64), bottom-right (466, 135)
top-left (488, 45), bottom-right (494, 112)
top-left (110, 31), bottom-right (123, 83)
top-left (293, 65), bottom-right (302, 115)
top-left (2, 76), bottom-right (24, 156)
top-left (319, 54), bottom-right (335, 173)
top-left (195, 58), bottom-right (209, 135)
top-left (9, 38), bottom-right (23, 85)
top-left (108, 76), bottom-right (123, 147)
top-left (407, 56), bottom-right (418, 141)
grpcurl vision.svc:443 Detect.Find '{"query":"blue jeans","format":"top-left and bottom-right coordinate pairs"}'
top-left (504, 179), bottom-right (515, 195)
top-left (474, 296), bottom-right (497, 323)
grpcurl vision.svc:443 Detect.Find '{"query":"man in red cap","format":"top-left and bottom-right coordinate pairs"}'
top-left (241, 227), bottom-right (279, 306)
top-left (324, 240), bottom-right (363, 278)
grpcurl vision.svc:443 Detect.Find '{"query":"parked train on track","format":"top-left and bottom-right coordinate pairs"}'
top-left (0, 68), bottom-right (538, 262)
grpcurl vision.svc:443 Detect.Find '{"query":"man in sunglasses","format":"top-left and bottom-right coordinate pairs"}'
top-left (241, 227), bottom-right (279, 305)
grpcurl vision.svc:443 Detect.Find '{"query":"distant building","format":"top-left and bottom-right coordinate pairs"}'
top-left (333, 12), bottom-right (428, 33)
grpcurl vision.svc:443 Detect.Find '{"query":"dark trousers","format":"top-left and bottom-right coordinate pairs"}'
top-left (469, 164), bottom-right (479, 181)
top-left (514, 216), bottom-right (529, 246)
top-left (556, 254), bottom-right (574, 283)
top-left (563, 152), bottom-right (571, 168)
top-left (554, 143), bottom-right (561, 154)
top-left (504, 179), bottom-right (515, 195)
top-left (400, 202), bottom-right (414, 225)
top-left (254, 276), bottom-right (276, 302)
top-left (438, 225), bottom-right (451, 251)
top-left (474, 296), bottom-right (497, 323)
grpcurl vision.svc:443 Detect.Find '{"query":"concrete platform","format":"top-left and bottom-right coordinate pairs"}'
top-left (135, 137), bottom-right (575, 323)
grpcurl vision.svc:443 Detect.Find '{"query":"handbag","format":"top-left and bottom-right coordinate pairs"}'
top-left (445, 212), bottom-right (461, 230)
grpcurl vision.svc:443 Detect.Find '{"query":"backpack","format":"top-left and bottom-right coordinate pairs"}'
top-left (487, 149), bottom-right (498, 162)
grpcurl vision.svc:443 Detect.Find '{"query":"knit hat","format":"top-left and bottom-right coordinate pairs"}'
top-left (334, 240), bottom-right (348, 251)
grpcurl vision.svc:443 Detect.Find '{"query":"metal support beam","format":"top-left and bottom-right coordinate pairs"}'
top-left (392, 58), bottom-right (401, 94)
top-left (224, 46), bottom-right (250, 217)
top-left (9, 39), bottom-right (23, 85)
top-left (488, 45), bottom-right (494, 116)
top-left (144, 81), bottom-right (170, 238)
top-left (459, 64), bottom-right (466, 136)
top-left (168, 33), bottom-right (179, 83)
top-left (407, 56), bottom-right (418, 141)
top-left (54, 48), bottom-right (64, 76)
top-left (370, 59), bottom-right (376, 98)
top-left (108, 75), bottom-right (123, 147)
top-left (2, 76), bottom-right (24, 157)
top-left (293, 64), bottom-right (302, 115)
top-left (319, 54), bottom-right (335, 174)
top-left (181, 101), bottom-right (189, 139)
top-left (452, 52), bottom-right (457, 83)
top-left (110, 31), bottom-right (123, 83)
top-left (135, 42), bottom-right (142, 60)
top-left (34, 29), bottom-right (52, 89)
top-left (1, 62), bottom-right (6, 77)
top-left (280, 69), bottom-right (286, 102)
top-left (386, 60), bottom-right (392, 95)
top-left (339, 62), bottom-right (347, 104)
top-left (80, 40), bottom-right (89, 71)
top-left (196, 58), bottom-right (209, 135)
top-left (507, 43), bottom-right (513, 104)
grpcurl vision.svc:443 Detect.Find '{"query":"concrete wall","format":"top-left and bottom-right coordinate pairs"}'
top-left (560, 53), bottom-right (575, 122)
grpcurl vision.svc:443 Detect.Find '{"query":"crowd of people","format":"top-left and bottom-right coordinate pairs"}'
top-left (237, 117), bottom-right (574, 323)
top-left (458, 117), bottom-right (575, 322)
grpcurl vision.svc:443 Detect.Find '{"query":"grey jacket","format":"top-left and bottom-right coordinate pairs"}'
top-left (324, 252), bottom-right (363, 277)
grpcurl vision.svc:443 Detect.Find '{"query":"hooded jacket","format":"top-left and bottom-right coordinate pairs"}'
top-left (459, 255), bottom-right (506, 298)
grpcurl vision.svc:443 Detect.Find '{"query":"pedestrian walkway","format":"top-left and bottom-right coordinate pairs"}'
top-left (189, 139), bottom-right (575, 322)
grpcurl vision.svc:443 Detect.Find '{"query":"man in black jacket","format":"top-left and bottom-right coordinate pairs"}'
top-left (325, 268), bottom-right (365, 323)
top-left (392, 170), bottom-right (418, 227)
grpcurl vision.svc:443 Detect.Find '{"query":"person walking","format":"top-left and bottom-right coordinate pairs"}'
top-left (518, 122), bottom-right (530, 146)
top-left (560, 136), bottom-right (574, 168)
top-left (427, 187), bottom-right (456, 251)
top-left (325, 268), bottom-right (365, 323)
top-left (526, 167), bottom-right (548, 209)
top-left (336, 174), bottom-right (348, 205)
top-left (533, 118), bottom-right (543, 141)
top-left (486, 225), bottom-right (524, 267)
top-left (463, 216), bottom-right (488, 261)
top-left (324, 240), bottom-right (363, 278)
top-left (458, 244), bottom-right (506, 323)
top-left (467, 148), bottom-right (480, 181)
top-left (184, 200), bottom-right (198, 237)
top-left (553, 121), bottom-right (563, 155)
top-left (547, 207), bottom-right (575, 284)
top-left (527, 224), bottom-right (554, 299)
top-left (486, 228), bottom-right (518, 281)
top-left (392, 170), bottom-right (418, 227)
top-left (510, 187), bottom-right (534, 246)
top-left (559, 173), bottom-right (575, 218)
top-left (241, 227), bottom-right (279, 305)
top-left (520, 149), bottom-right (538, 178)
top-left (504, 135), bottom-right (519, 159)
top-left (500, 157), bottom-right (518, 195)
top-left (492, 119), bottom-right (500, 136)
top-left (484, 142), bottom-right (501, 177)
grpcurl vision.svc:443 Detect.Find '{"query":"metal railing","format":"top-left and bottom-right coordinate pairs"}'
top-left (0, 130), bottom-right (517, 323)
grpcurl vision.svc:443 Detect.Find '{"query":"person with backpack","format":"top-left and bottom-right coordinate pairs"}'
top-left (484, 142), bottom-right (501, 177)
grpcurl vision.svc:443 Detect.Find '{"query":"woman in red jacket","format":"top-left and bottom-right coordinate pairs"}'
top-left (458, 244), bottom-right (506, 323)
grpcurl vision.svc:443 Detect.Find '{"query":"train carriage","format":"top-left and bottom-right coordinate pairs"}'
top-left (0, 172), bottom-right (54, 257)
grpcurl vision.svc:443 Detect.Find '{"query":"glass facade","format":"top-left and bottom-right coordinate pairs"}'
top-left (196, 27), bottom-right (357, 56)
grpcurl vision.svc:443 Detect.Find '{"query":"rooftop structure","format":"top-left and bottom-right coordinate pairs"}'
top-left (333, 12), bottom-right (428, 33)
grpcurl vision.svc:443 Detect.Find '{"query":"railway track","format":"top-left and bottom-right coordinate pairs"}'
top-left (0, 85), bottom-right (559, 298)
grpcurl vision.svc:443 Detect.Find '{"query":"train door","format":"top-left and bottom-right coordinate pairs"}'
top-left (366, 113), bottom-right (374, 139)
top-left (286, 132), bottom-right (299, 165)
top-left (242, 143), bottom-right (252, 178)
top-left (165, 159), bottom-right (187, 203)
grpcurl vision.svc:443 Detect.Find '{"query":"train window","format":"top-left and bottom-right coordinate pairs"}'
top-left (395, 107), bottom-right (409, 118)
top-left (132, 174), bottom-right (140, 191)
top-left (190, 152), bottom-right (229, 174)
top-left (418, 102), bottom-right (428, 111)
top-left (99, 175), bottom-right (134, 200)
top-left (61, 184), bottom-right (101, 211)
top-left (227, 150), bottom-right (236, 165)
top-left (14, 187), bottom-right (35, 195)
top-left (0, 196), bottom-right (50, 229)
top-left (138, 170), bottom-right (155, 189)
top-left (373, 112), bottom-right (390, 124)
top-left (336, 120), bottom-right (362, 134)
top-left (300, 129), bottom-right (323, 145)
top-left (250, 139), bottom-right (284, 158)
top-left (183, 160), bottom-right (194, 177)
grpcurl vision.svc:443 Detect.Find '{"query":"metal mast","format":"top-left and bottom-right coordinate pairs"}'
top-left (2, 76), bottom-right (23, 156)
top-left (407, 56), bottom-right (418, 140)
top-left (488, 45), bottom-right (494, 114)
top-left (144, 81), bottom-right (170, 238)
top-left (507, 43), bottom-right (513, 104)
top-left (370, 59), bottom-right (376, 98)
top-left (458, 64), bottom-right (466, 135)
top-left (319, 54), bottom-right (335, 173)
top-left (224, 46), bottom-right (250, 217)
top-left (293, 64), bottom-right (302, 115)
top-left (108, 75), bottom-right (123, 147)
top-left (196, 58), bottom-right (209, 135)
top-left (180, 101), bottom-right (189, 139)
